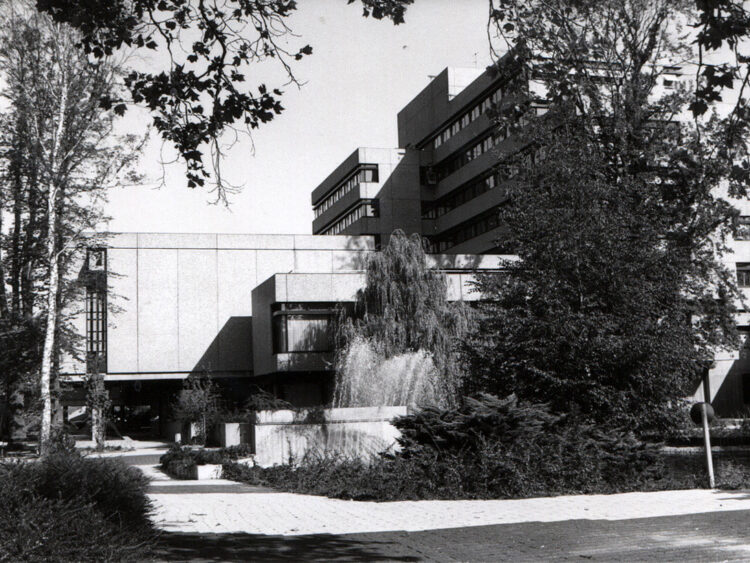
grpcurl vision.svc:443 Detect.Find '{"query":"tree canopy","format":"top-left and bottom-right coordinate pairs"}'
top-left (466, 0), bottom-right (745, 430)
top-left (35, 0), bottom-right (413, 199)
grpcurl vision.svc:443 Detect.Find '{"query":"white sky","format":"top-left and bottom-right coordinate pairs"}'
top-left (104, 0), bottom-right (494, 235)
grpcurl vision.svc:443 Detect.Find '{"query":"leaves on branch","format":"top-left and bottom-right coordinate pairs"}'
top-left (36, 0), bottom-right (413, 199)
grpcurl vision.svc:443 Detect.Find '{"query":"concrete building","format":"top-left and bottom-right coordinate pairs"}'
top-left (60, 232), bottom-right (504, 436)
top-left (311, 67), bottom-right (543, 253)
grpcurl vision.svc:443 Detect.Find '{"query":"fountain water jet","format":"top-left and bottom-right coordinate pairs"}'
top-left (333, 335), bottom-right (443, 408)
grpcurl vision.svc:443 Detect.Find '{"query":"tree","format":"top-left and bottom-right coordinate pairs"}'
top-left (34, 0), bottom-right (413, 199)
top-left (85, 372), bottom-right (111, 450)
top-left (335, 231), bottom-right (471, 407)
top-left (173, 372), bottom-right (220, 444)
top-left (466, 0), bottom-right (745, 430)
top-left (0, 5), bottom-right (143, 453)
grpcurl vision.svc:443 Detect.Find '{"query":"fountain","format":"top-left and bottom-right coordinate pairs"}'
top-left (250, 336), bottom-right (444, 466)
top-left (333, 335), bottom-right (441, 408)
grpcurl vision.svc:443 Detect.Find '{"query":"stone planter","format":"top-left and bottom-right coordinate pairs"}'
top-left (195, 464), bottom-right (223, 480)
top-left (252, 406), bottom-right (407, 467)
top-left (212, 422), bottom-right (252, 447)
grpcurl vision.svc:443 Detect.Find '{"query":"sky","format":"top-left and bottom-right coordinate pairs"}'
top-left (105, 0), bottom-right (495, 235)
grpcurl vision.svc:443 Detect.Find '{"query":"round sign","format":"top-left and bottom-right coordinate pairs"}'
top-left (689, 402), bottom-right (715, 425)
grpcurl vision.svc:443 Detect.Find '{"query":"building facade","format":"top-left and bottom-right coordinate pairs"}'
top-left (59, 64), bottom-right (750, 434)
top-left (311, 67), bottom-right (543, 254)
top-left (61, 232), bottom-right (505, 436)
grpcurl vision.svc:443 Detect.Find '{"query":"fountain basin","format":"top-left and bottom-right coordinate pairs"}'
top-left (251, 406), bottom-right (407, 467)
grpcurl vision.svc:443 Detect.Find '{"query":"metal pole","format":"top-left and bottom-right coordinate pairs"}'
top-left (701, 402), bottom-right (715, 488)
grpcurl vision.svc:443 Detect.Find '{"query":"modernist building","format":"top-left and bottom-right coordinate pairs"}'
top-left (310, 64), bottom-right (750, 415)
top-left (60, 232), bottom-right (503, 436)
top-left (311, 67), bottom-right (543, 253)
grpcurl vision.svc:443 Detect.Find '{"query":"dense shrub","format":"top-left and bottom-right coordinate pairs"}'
top-left (0, 450), bottom-right (154, 561)
top-left (224, 394), bottom-right (713, 500)
top-left (160, 443), bottom-right (254, 479)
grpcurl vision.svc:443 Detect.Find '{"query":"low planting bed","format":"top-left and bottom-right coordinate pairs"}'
top-left (159, 444), bottom-right (254, 480)
top-left (222, 395), bottom-right (750, 501)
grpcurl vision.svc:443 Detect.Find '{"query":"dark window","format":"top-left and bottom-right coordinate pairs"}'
top-left (737, 264), bottom-right (750, 287)
top-left (272, 303), bottom-right (335, 353)
top-left (86, 288), bottom-right (107, 373)
top-left (744, 373), bottom-right (750, 404)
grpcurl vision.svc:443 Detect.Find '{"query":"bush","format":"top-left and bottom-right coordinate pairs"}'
top-left (225, 394), bottom-right (690, 500)
top-left (160, 443), bottom-right (253, 479)
top-left (0, 451), bottom-right (154, 561)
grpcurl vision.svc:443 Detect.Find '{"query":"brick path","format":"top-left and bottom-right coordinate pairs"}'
top-left (115, 448), bottom-right (750, 560)
top-left (148, 485), bottom-right (750, 536)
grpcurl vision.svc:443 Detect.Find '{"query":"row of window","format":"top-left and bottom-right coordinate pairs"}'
top-left (322, 199), bottom-right (379, 235)
top-left (422, 171), bottom-right (507, 219)
top-left (431, 128), bottom-right (509, 183)
top-left (314, 165), bottom-right (378, 218)
top-left (427, 211), bottom-right (500, 253)
top-left (86, 286), bottom-right (107, 374)
top-left (432, 87), bottom-right (503, 150)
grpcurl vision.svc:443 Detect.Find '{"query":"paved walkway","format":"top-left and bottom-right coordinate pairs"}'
top-left (129, 455), bottom-right (750, 536)
top-left (111, 446), bottom-right (750, 560)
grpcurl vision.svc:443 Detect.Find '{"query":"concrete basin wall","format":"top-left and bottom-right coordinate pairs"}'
top-left (253, 406), bottom-right (407, 467)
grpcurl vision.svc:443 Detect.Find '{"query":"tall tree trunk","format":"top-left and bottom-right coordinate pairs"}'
top-left (0, 206), bottom-right (8, 319)
top-left (39, 71), bottom-right (68, 456)
top-left (10, 156), bottom-right (23, 318)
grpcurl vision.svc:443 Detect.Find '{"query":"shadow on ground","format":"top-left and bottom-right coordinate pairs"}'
top-left (153, 532), bottom-right (421, 562)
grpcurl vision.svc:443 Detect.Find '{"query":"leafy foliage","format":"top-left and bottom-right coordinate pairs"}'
top-left (0, 450), bottom-right (154, 561)
top-left (225, 394), bottom-right (697, 500)
top-left (36, 0), bottom-right (413, 196)
top-left (160, 443), bottom-right (254, 479)
top-left (0, 6), bottom-right (143, 450)
top-left (173, 372), bottom-right (221, 444)
top-left (467, 0), bottom-right (744, 431)
top-left (0, 318), bottom-right (42, 441)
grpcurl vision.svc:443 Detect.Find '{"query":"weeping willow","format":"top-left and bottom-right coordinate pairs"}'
top-left (334, 231), bottom-right (471, 408)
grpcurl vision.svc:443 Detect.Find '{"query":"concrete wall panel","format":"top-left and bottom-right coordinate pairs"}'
top-left (107, 248), bottom-right (139, 373)
top-left (217, 249), bottom-right (257, 371)
top-left (137, 249), bottom-right (179, 372)
top-left (293, 250), bottom-right (333, 273)
top-left (251, 276), bottom-right (277, 376)
top-left (256, 250), bottom-right (295, 287)
top-left (177, 249), bottom-right (218, 371)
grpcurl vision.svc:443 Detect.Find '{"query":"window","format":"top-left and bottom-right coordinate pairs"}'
top-left (426, 210), bottom-right (501, 252)
top-left (321, 199), bottom-right (379, 235)
top-left (86, 288), bottom-right (107, 373)
top-left (88, 248), bottom-right (106, 271)
top-left (737, 264), bottom-right (750, 287)
top-left (272, 303), bottom-right (334, 353)
top-left (313, 164), bottom-right (378, 219)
